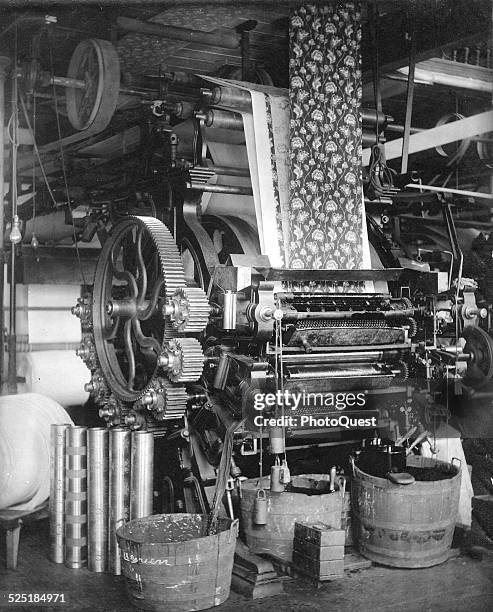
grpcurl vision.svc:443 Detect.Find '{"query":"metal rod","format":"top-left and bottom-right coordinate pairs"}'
top-left (209, 165), bottom-right (250, 177)
top-left (64, 426), bottom-right (88, 569)
top-left (49, 423), bottom-right (70, 564)
top-left (108, 428), bottom-right (131, 576)
top-left (0, 56), bottom-right (10, 390)
top-left (117, 16), bottom-right (239, 49)
top-left (87, 428), bottom-right (109, 573)
top-left (7, 60), bottom-right (17, 394)
top-left (405, 182), bottom-right (493, 200)
top-left (281, 308), bottom-right (415, 321)
top-left (51, 75), bottom-right (85, 90)
top-left (189, 182), bottom-right (253, 195)
top-left (130, 430), bottom-right (154, 520)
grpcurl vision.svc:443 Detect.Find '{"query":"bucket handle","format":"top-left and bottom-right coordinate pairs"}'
top-left (229, 518), bottom-right (239, 542)
top-left (349, 456), bottom-right (356, 477)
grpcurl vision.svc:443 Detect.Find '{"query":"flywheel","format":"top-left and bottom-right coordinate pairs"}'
top-left (91, 216), bottom-right (209, 414)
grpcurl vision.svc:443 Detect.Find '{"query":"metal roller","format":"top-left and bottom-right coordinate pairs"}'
top-left (130, 431), bottom-right (154, 520)
top-left (108, 427), bottom-right (131, 575)
top-left (64, 426), bottom-right (87, 569)
top-left (87, 428), bottom-right (109, 573)
top-left (49, 423), bottom-right (70, 564)
top-left (203, 109), bottom-right (244, 131)
top-left (210, 85), bottom-right (252, 110)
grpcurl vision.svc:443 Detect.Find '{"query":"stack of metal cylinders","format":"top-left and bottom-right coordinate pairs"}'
top-left (64, 426), bottom-right (88, 569)
top-left (87, 428), bottom-right (109, 572)
top-left (49, 424), bottom-right (154, 574)
top-left (49, 424), bottom-right (71, 564)
top-left (108, 428), bottom-right (131, 575)
top-left (130, 430), bottom-right (154, 520)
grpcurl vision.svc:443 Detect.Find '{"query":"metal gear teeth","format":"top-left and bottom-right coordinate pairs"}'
top-left (170, 287), bottom-right (210, 333)
top-left (159, 381), bottom-right (189, 421)
top-left (166, 337), bottom-right (204, 383)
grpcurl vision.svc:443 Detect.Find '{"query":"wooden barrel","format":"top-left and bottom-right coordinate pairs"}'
top-left (352, 455), bottom-right (461, 568)
top-left (240, 474), bottom-right (343, 561)
top-left (117, 514), bottom-right (238, 612)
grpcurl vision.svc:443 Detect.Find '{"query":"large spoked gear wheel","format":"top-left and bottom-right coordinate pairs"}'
top-left (92, 215), bottom-right (205, 405)
top-left (165, 287), bottom-right (210, 333)
top-left (159, 337), bottom-right (204, 383)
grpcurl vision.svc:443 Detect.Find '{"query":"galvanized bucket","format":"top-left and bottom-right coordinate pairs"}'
top-left (117, 514), bottom-right (238, 612)
top-left (352, 455), bottom-right (461, 568)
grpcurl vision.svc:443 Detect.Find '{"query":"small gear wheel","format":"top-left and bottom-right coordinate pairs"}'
top-left (138, 377), bottom-right (189, 421)
top-left (165, 287), bottom-right (210, 333)
top-left (395, 360), bottom-right (410, 383)
top-left (405, 317), bottom-right (418, 338)
top-left (160, 337), bottom-right (204, 383)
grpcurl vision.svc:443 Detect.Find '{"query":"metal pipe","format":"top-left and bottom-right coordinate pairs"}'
top-left (130, 430), bottom-right (154, 520)
top-left (108, 428), bottom-right (131, 576)
top-left (117, 16), bottom-right (239, 49)
top-left (189, 182), bottom-right (253, 195)
top-left (87, 428), bottom-right (109, 573)
top-left (0, 56), bottom-right (10, 390)
top-left (64, 426), bottom-right (88, 569)
top-left (49, 423), bottom-right (70, 564)
top-left (405, 182), bottom-right (493, 200)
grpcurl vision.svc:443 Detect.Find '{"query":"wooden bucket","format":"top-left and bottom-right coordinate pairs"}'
top-left (117, 514), bottom-right (238, 612)
top-left (240, 474), bottom-right (343, 561)
top-left (351, 455), bottom-right (461, 568)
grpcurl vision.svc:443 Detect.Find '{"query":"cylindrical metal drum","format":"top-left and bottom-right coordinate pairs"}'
top-left (240, 474), bottom-right (343, 561)
top-left (351, 455), bottom-right (461, 568)
top-left (64, 426), bottom-right (87, 569)
top-left (87, 427), bottom-right (109, 572)
top-left (117, 514), bottom-right (238, 612)
top-left (108, 427), bottom-right (131, 575)
top-left (49, 423), bottom-right (71, 563)
top-left (130, 431), bottom-right (154, 520)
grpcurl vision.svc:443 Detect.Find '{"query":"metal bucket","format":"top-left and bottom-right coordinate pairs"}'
top-left (117, 514), bottom-right (238, 612)
top-left (351, 455), bottom-right (461, 568)
top-left (240, 474), bottom-right (343, 561)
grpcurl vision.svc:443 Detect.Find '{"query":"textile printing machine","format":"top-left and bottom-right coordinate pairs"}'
top-left (72, 213), bottom-right (493, 507)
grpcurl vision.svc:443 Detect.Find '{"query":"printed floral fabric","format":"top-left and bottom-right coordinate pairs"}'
top-left (289, 2), bottom-right (363, 271)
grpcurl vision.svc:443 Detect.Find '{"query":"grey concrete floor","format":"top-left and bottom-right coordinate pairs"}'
top-left (0, 520), bottom-right (492, 612)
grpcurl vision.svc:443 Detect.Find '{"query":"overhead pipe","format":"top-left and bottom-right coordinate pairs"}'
top-left (0, 56), bottom-right (10, 391)
top-left (116, 16), bottom-right (240, 49)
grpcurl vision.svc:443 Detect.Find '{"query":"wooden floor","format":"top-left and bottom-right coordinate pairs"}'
top-left (0, 519), bottom-right (492, 612)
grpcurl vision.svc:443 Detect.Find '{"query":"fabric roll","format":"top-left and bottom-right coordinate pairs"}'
top-left (289, 2), bottom-right (364, 271)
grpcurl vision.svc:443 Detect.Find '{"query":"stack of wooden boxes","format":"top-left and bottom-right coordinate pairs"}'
top-left (293, 521), bottom-right (345, 581)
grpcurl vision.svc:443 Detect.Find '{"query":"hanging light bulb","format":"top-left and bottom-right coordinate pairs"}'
top-left (9, 215), bottom-right (22, 244)
top-left (31, 233), bottom-right (39, 249)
